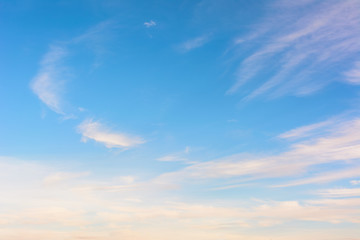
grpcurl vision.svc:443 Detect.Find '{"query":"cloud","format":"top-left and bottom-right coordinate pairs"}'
top-left (144, 20), bottom-right (156, 28)
top-left (318, 188), bottom-right (360, 198)
top-left (1, 156), bottom-right (360, 240)
top-left (155, 116), bottom-right (360, 185)
top-left (273, 0), bottom-right (317, 8)
top-left (351, 180), bottom-right (360, 185)
top-left (30, 20), bottom-right (115, 116)
top-left (77, 119), bottom-right (145, 148)
top-left (157, 146), bottom-right (192, 162)
top-left (227, 0), bottom-right (360, 98)
top-left (274, 167), bottom-right (360, 188)
top-left (30, 45), bottom-right (68, 114)
top-left (43, 171), bottom-right (90, 186)
top-left (157, 154), bottom-right (187, 162)
top-left (278, 119), bottom-right (336, 140)
top-left (72, 20), bottom-right (115, 44)
top-left (178, 35), bottom-right (210, 52)
top-left (344, 61), bottom-right (360, 85)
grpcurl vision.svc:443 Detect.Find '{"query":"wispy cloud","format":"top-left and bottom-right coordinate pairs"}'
top-left (1, 156), bottom-right (360, 239)
top-left (318, 188), bottom-right (360, 198)
top-left (274, 167), bottom-right (360, 188)
top-left (30, 20), bottom-right (115, 116)
top-left (144, 20), bottom-right (156, 28)
top-left (157, 146), bottom-right (192, 163)
top-left (351, 180), bottom-right (360, 185)
top-left (178, 35), bottom-right (210, 52)
top-left (43, 171), bottom-right (90, 186)
top-left (77, 119), bottom-right (145, 148)
top-left (72, 20), bottom-right (115, 44)
top-left (344, 61), bottom-right (360, 85)
top-left (30, 45), bottom-right (68, 115)
top-left (227, 0), bottom-right (360, 99)
top-left (155, 116), bottom-right (360, 185)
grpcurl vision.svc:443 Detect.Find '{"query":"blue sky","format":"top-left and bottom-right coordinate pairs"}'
top-left (1, 0), bottom-right (360, 239)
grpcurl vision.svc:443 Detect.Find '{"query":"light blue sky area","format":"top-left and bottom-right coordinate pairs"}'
top-left (1, 0), bottom-right (360, 239)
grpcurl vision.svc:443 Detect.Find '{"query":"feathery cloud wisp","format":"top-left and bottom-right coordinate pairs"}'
top-left (274, 167), bottom-right (360, 188)
top-left (144, 20), bottom-right (156, 28)
top-left (157, 146), bottom-right (191, 162)
top-left (344, 61), bottom-right (360, 85)
top-left (30, 45), bottom-right (68, 114)
top-left (155, 116), bottom-right (360, 185)
top-left (227, 0), bottom-right (360, 99)
top-left (351, 180), bottom-right (360, 185)
top-left (178, 35), bottom-right (210, 52)
top-left (77, 119), bottom-right (145, 148)
top-left (30, 20), bottom-right (116, 116)
top-left (318, 188), bottom-right (360, 198)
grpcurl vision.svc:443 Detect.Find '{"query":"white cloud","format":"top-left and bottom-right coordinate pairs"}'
top-left (144, 20), bottom-right (156, 28)
top-left (227, 0), bottom-right (360, 98)
top-left (77, 119), bottom-right (145, 148)
top-left (278, 118), bottom-right (336, 140)
top-left (157, 146), bottom-right (192, 162)
top-left (30, 45), bottom-right (68, 114)
top-left (30, 20), bottom-right (115, 116)
top-left (43, 171), bottom-right (90, 186)
top-left (157, 154), bottom-right (187, 162)
top-left (351, 180), bottom-right (360, 185)
top-left (72, 20), bottom-right (115, 44)
top-left (155, 116), bottom-right (360, 184)
top-left (344, 61), bottom-right (360, 85)
top-left (178, 35), bottom-right (210, 52)
top-left (112, 175), bottom-right (136, 185)
top-left (1, 156), bottom-right (360, 240)
top-left (318, 188), bottom-right (360, 198)
top-left (274, 167), bottom-right (360, 188)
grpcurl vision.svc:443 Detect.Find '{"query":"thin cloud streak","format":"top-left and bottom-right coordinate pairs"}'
top-left (157, 146), bottom-right (192, 163)
top-left (155, 116), bottom-right (360, 185)
top-left (77, 119), bottom-right (145, 148)
top-left (274, 167), bottom-right (360, 188)
top-left (178, 35), bottom-right (210, 52)
top-left (351, 180), bottom-right (360, 185)
top-left (318, 188), bottom-right (360, 198)
top-left (227, 0), bottom-right (360, 99)
top-left (344, 61), bottom-right (360, 85)
top-left (30, 45), bottom-right (68, 115)
top-left (30, 20), bottom-right (116, 116)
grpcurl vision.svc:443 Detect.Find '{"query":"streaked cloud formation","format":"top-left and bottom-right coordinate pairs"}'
top-left (178, 35), bottom-right (210, 52)
top-left (351, 180), bottom-right (360, 185)
top-left (1, 156), bottom-right (360, 240)
top-left (77, 119), bottom-right (145, 148)
top-left (344, 61), bottom-right (360, 85)
top-left (157, 146), bottom-right (191, 162)
top-left (227, 0), bottom-right (360, 99)
top-left (318, 188), bottom-right (360, 198)
top-left (30, 45), bottom-right (68, 114)
top-left (155, 115), bottom-right (360, 187)
top-left (30, 21), bottom-right (113, 116)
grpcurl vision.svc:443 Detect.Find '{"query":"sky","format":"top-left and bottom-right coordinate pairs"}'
top-left (1, 0), bottom-right (360, 239)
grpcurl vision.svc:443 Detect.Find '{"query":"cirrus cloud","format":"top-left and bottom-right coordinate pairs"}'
top-left (77, 119), bottom-right (145, 148)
